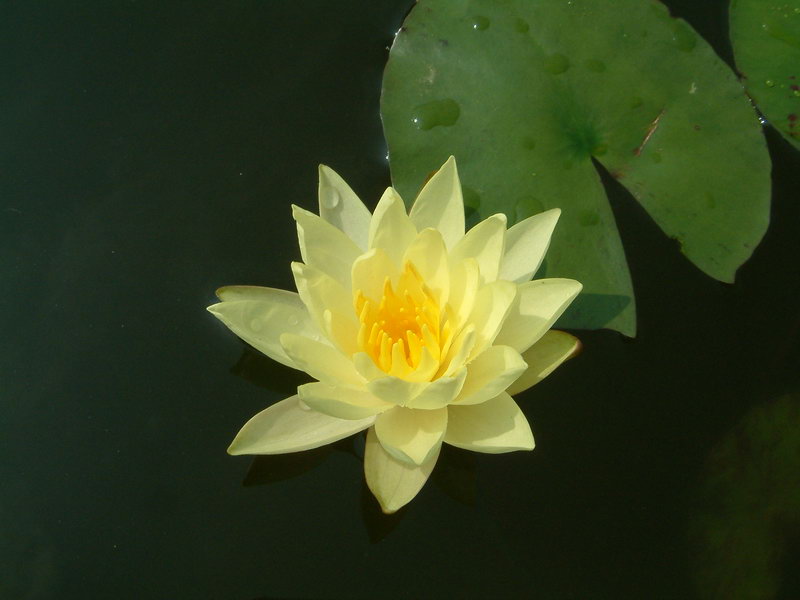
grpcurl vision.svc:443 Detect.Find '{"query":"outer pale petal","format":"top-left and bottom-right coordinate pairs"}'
top-left (368, 187), bottom-right (417, 266)
top-left (494, 278), bottom-right (582, 353)
top-left (408, 156), bottom-right (465, 249)
top-left (403, 228), bottom-right (449, 306)
top-left (292, 205), bottom-right (361, 288)
top-left (374, 406), bottom-right (448, 465)
top-left (449, 214), bottom-right (506, 283)
top-left (406, 368), bottom-right (467, 409)
top-left (297, 382), bottom-right (393, 420)
top-left (318, 164), bottom-right (372, 251)
top-left (227, 395), bottom-right (374, 455)
top-left (454, 345), bottom-right (527, 405)
top-left (207, 288), bottom-right (318, 369)
top-left (444, 392), bottom-right (534, 453)
top-left (291, 262), bottom-right (358, 354)
top-left (367, 376), bottom-right (428, 407)
top-left (499, 208), bottom-right (561, 283)
top-left (506, 330), bottom-right (581, 396)
top-left (465, 280), bottom-right (518, 358)
top-left (280, 333), bottom-right (364, 387)
top-left (364, 426), bottom-right (439, 514)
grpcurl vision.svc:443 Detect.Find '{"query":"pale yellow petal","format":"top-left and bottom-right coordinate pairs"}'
top-left (351, 248), bottom-right (399, 302)
top-left (280, 333), bottom-right (364, 386)
top-left (454, 345), bottom-right (527, 405)
top-left (227, 395), bottom-right (374, 455)
top-left (297, 382), bottom-right (393, 420)
top-left (291, 262), bottom-right (358, 353)
top-left (494, 278), bottom-right (582, 353)
top-left (447, 258), bottom-right (480, 333)
top-left (506, 331), bottom-right (581, 396)
top-left (207, 289), bottom-right (318, 369)
top-left (374, 406), bottom-right (448, 465)
top-left (408, 156), bottom-right (465, 249)
top-left (403, 228), bottom-right (449, 306)
top-left (450, 214), bottom-right (506, 283)
top-left (353, 351), bottom-right (386, 382)
top-left (465, 280), bottom-right (518, 358)
top-left (444, 392), bottom-right (534, 453)
top-left (439, 324), bottom-right (476, 378)
top-left (406, 368), bottom-right (467, 409)
top-left (292, 205), bottom-right (361, 289)
top-left (318, 164), bottom-right (372, 251)
top-left (367, 376), bottom-right (428, 407)
top-left (499, 208), bottom-right (561, 283)
top-left (364, 426), bottom-right (439, 514)
top-left (368, 187), bottom-right (417, 265)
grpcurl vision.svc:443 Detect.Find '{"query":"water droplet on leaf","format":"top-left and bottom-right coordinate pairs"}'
top-left (471, 16), bottom-right (490, 30)
top-left (515, 196), bottom-right (545, 223)
top-left (514, 18), bottom-right (529, 33)
top-left (544, 53), bottom-right (570, 75)
top-left (412, 99), bottom-right (461, 130)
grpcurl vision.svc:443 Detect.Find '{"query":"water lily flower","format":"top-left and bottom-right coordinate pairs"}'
top-left (209, 157), bottom-right (582, 513)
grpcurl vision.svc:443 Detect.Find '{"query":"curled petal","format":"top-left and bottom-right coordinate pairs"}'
top-left (494, 278), bottom-right (582, 353)
top-left (506, 330), bottom-right (581, 396)
top-left (405, 368), bottom-right (467, 410)
top-left (228, 395), bottom-right (374, 455)
top-left (408, 155), bottom-right (465, 249)
top-left (403, 228), bottom-right (450, 306)
top-left (364, 426), bottom-right (439, 514)
top-left (298, 382), bottom-right (393, 420)
top-left (499, 208), bottom-right (561, 283)
top-left (208, 288), bottom-right (318, 369)
top-left (454, 345), bottom-right (527, 405)
top-left (374, 406), bottom-right (447, 465)
top-left (444, 392), bottom-right (534, 453)
top-left (368, 187), bottom-right (417, 265)
top-left (318, 164), bottom-right (372, 251)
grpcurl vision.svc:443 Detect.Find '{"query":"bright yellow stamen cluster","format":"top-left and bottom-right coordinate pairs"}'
top-left (355, 261), bottom-right (453, 377)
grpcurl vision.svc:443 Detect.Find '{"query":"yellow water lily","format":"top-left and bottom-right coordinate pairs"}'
top-left (209, 157), bottom-right (582, 513)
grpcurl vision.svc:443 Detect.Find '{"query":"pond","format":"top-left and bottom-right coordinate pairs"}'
top-left (2, 1), bottom-right (798, 598)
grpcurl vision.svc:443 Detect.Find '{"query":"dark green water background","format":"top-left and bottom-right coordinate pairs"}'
top-left (2, 1), bottom-right (798, 598)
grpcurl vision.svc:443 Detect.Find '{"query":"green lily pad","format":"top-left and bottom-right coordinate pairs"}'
top-left (381, 0), bottom-right (772, 336)
top-left (730, 0), bottom-right (800, 150)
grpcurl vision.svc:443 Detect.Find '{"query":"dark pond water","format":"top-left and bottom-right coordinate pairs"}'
top-left (2, 1), bottom-right (799, 598)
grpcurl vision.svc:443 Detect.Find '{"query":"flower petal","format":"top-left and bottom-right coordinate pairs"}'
top-left (403, 228), bottom-right (449, 306)
top-left (499, 208), bottom-right (561, 283)
top-left (280, 333), bottom-right (364, 386)
top-left (494, 278), bottom-right (582, 353)
top-left (292, 205), bottom-right (361, 288)
top-left (455, 345), bottom-right (527, 405)
top-left (368, 187), bottom-right (417, 265)
top-left (364, 426), bottom-right (439, 514)
top-left (444, 392), bottom-right (534, 453)
top-left (207, 289), bottom-right (318, 369)
top-left (367, 376), bottom-right (428, 407)
top-left (351, 248), bottom-right (399, 302)
top-left (298, 382), bottom-right (393, 420)
top-left (292, 262), bottom-right (358, 354)
top-left (406, 368), bottom-right (467, 410)
top-left (227, 395), bottom-right (374, 455)
top-left (506, 330), bottom-right (581, 396)
top-left (374, 406), bottom-right (448, 465)
top-left (465, 280), bottom-right (518, 358)
top-left (408, 156), bottom-right (465, 249)
top-left (447, 258), bottom-right (480, 332)
top-left (318, 164), bottom-right (372, 251)
top-left (450, 214), bottom-right (506, 283)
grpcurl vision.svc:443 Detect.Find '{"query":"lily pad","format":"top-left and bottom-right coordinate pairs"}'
top-left (730, 0), bottom-right (800, 150)
top-left (381, 0), bottom-right (771, 336)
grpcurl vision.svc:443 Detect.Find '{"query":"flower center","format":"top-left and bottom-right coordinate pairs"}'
top-left (354, 261), bottom-right (452, 376)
